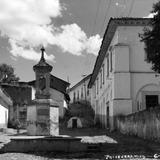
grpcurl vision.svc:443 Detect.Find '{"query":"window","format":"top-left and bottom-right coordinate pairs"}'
top-left (87, 89), bottom-right (89, 96)
top-left (95, 81), bottom-right (97, 95)
top-left (102, 64), bottom-right (105, 84)
top-left (94, 84), bottom-right (96, 98)
top-left (77, 90), bottom-right (79, 100)
top-left (110, 51), bottom-right (112, 72)
top-left (73, 92), bottom-right (76, 102)
top-left (100, 70), bottom-right (102, 88)
top-left (81, 87), bottom-right (83, 98)
top-left (96, 78), bottom-right (99, 95)
top-left (106, 54), bottom-right (109, 77)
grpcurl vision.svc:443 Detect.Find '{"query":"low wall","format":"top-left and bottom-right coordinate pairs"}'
top-left (2, 137), bottom-right (87, 153)
top-left (116, 108), bottom-right (160, 141)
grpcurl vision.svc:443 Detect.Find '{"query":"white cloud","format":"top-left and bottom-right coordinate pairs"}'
top-left (0, 0), bottom-right (61, 61)
top-left (144, 12), bottom-right (157, 18)
top-left (53, 24), bottom-right (87, 56)
top-left (85, 34), bottom-right (102, 55)
top-left (53, 24), bottom-right (102, 56)
top-left (0, 0), bottom-right (102, 61)
top-left (9, 39), bottom-right (55, 61)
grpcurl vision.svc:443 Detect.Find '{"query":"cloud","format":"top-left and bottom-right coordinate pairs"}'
top-left (53, 24), bottom-right (86, 56)
top-left (53, 24), bottom-right (102, 56)
top-left (85, 34), bottom-right (102, 55)
top-left (0, 0), bottom-right (62, 61)
top-left (144, 12), bottom-right (157, 18)
top-left (9, 39), bottom-right (55, 61)
top-left (0, 0), bottom-right (102, 61)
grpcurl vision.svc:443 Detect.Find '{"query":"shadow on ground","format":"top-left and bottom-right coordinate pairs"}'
top-left (0, 127), bottom-right (160, 159)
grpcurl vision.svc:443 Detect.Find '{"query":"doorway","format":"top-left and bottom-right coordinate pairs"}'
top-left (72, 119), bottom-right (77, 128)
top-left (106, 102), bottom-right (109, 129)
top-left (146, 95), bottom-right (158, 109)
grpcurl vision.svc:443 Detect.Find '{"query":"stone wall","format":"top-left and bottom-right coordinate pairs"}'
top-left (116, 108), bottom-right (160, 141)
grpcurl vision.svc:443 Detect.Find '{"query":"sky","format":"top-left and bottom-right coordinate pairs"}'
top-left (0, 0), bottom-right (158, 87)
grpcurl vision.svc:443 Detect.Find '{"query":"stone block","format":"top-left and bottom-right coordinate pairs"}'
top-left (27, 99), bottom-right (59, 136)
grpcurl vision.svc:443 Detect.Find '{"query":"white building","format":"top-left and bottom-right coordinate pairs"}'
top-left (88, 18), bottom-right (159, 130)
top-left (69, 74), bottom-right (91, 104)
top-left (0, 86), bottom-right (12, 128)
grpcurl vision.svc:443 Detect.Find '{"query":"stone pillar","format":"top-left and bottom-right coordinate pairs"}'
top-left (27, 99), bottom-right (59, 136)
top-left (27, 47), bottom-right (59, 136)
top-left (45, 73), bottom-right (50, 95)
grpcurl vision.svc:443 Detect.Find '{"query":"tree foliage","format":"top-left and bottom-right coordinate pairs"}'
top-left (140, 2), bottom-right (160, 73)
top-left (0, 63), bottom-right (19, 83)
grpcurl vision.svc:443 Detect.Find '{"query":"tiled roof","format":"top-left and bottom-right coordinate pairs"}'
top-left (88, 17), bottom-right (152, 88)
top-left (28, 74), bottom-right (70, 94)
top-left (0, 86), bottom-right (13, 107)
top-left (33, 47), bottom-right (53, 72)
top-left (1, 83), bottom-right (31, 105)
top-left (33, 56), bottom-right (53, 72)
top-left (69, 74), bottom-right (92, 92)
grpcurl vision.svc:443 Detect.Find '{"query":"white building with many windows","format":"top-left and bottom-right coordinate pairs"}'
top-left (88, 18), bottom-right (160, 130)
top-left (69, 74), bottom-right (92, 104)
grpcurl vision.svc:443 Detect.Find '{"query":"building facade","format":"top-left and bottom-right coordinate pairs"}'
top-left (69, 74), bottom-right (91, 104)
top-left (1, 83), bottom-right (32, 128)
top-left (88, 18), bottom-right (160, 130)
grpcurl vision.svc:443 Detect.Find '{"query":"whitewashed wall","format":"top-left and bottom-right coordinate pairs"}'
top-left (90, 24), bottom-right (160, 130)
top-left (0, 104), bottom-right (8, 128)
top-left (69, 78), bottom-right (91, 103)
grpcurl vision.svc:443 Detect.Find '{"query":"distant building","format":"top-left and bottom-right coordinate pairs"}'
top-left (1, 83), bottom-right (32, 128)
top-left (88, 18), bottom-right (160, 130)
top-left (1, 50), bottom-right (70, 128)
top-left (0, 86), bottom-right (12, 128)
top-left (68, 74), bottom-right (92, 103)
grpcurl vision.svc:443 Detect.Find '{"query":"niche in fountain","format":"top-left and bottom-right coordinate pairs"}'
top-left (27, 47), bottom-right (59, 136)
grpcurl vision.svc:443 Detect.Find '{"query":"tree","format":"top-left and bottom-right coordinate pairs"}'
top-left (0, 63), bottom-right (19, 83)
top-left (140, 2), bottom-right (160, 73)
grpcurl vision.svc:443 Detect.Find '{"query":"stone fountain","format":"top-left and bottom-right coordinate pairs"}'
top-left (27, 47), bottom-right (59, 136)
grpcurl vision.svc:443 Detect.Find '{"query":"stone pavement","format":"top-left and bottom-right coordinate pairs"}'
top-left (0, 128), bottom-right (160, 159)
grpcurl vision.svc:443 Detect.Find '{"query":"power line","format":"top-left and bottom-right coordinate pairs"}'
top-left (115, 0), bottom-right (127, 18)
top-left (128, 0), bottom-right (135, 17)
top-left (123, 0), bottom-right (127, 17)
top-left (120, 0), bottom-right (127, 17)
top-left (91, 0), bottom-right (102, 35)
top-left (83, 0), bottom-right (102, 76)
top-left (100, 0), bottom-right (112, 35)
